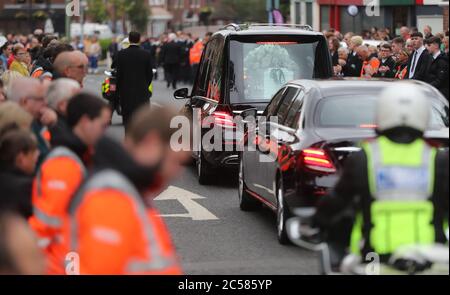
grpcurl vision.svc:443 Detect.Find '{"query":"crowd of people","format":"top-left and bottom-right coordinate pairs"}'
top-left (0, 29), bottom-right (190, 274)
top-left (0, 23), bottom-right (449, 274)
top-left (325, 25), bottom-right (449, 99)
top-left (107, 30), bottom-right (212, 90)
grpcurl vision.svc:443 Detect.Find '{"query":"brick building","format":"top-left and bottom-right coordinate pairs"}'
top-left (291, 0), bottom-right (448, 35)
top-left (0, 0), bottom-right (66, 35)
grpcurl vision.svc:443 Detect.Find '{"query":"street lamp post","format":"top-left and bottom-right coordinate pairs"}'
top-left (347, 5), bottom-right (359, 34)
top-left (65, 0), bottom-right (71, 40)
top-left (28, 0), bottom-right (33, 30)
top-left (80, 1), bottom-right (87, 46)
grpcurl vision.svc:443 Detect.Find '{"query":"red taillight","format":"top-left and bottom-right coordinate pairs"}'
top-left (360, 124), bottom-right (377, 129)
top-left (301, 148), bottom-right (336, 173)
top-left (212, 111), bottom-right (236, 127)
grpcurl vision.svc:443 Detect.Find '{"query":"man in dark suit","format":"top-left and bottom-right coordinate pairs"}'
top-left (160, 33), bottom-right (182, 89)
top-left (343, 36), bottom-right (363, 77)
top-left (407, 32), bottom-right (432, 82)
top-left (425, 36), bottom-right (449, 100)
top-left (115, 32), bottom-right (154, 128)
top-left (374, 43), bottom-right (396, 78)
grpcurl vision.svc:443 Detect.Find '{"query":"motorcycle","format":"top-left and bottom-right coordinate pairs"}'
top-left (101, 68), bottom-right (158, 116)
top-left (286, 208), bottom-right (449, 275)
top-left (102, 69), bottom-right (122, 116)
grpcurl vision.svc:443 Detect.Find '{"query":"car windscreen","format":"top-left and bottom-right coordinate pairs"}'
top-left (229, 35), bottom-right (326, 104)
top-left (316, 95), bottom-right (449, 130)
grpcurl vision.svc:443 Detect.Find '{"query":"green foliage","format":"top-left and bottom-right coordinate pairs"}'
top-left (86, 0), bottom-right (150, 33)
top-left (87, 0), bottom-right (108, 23)
top-left (99, 38), bottom-right (112, 59)
top-left (214, 0), bottom-right (267, 23)
top-left (124, 0), bottom-right (149, 32)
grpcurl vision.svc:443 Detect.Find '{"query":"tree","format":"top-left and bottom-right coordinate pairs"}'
top-left (213, 0), bottom-right (267, 23)
top-left (87, 0), bottom-right (108, 23)
top-left (124, 0), bottom-right (149, 33)
top-left (87, 0), bottom-right (150, 33)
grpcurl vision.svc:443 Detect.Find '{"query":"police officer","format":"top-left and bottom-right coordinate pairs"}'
top-left (314, 83), bottom-right (449, 271)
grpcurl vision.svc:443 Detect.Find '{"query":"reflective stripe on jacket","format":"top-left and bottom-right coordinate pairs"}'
top-left (351, 137), bottom-right (437, 255)
top-left (61, 169), bottom-right (182, 275)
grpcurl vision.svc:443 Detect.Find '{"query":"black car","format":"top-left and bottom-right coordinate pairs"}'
top-left (174, 23), bottom-right (333, 184)
top-left (239, 79), bottom-right (449, 244)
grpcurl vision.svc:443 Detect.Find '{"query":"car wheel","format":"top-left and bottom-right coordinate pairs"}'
top-left (238, 156), bottom-right (260, 211)
top-left (276, 177), bottom-right (291, 245)
top-left (197, 148), bottom-right (213, 185)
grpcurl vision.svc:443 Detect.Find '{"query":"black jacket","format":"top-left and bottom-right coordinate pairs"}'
top-left (92, 136), bottom-right (159, 193)
top-left (343, 51), bottom-right (363, 77)
top-left (373, 56), bottom-right (396, 78)
top-left (32, 120), bottom-right (50, 170)
top-left (427, 52), bottom-right (449, 100)
top-left (115, 45), bottom-right (154, 117)
top-left (407, 48), bottom-right (432, 81)
top-left (0, 166), bottom-right (33, 218)
top-left (315, 139), bottom-right (448, 258)
top-left (331, 51), bottom-right (339, 67)
top-left (160, 41), bottom-right (182, 66)
top-left (49, 116), bottom-right (89, 164)
top-left (49, 113), bottom-right (71, 149)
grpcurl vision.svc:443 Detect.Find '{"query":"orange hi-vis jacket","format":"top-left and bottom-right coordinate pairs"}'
top-left (360, 58), bottom-right (381, 78)
top-left (56, 169), bottom-right (182, 275)
top-left (29, 146), bottom-right (87, 273)
top-left (189, 41), bottom-right (204, 65)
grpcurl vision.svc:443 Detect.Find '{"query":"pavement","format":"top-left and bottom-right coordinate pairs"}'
top-left (85, 72), bottom-right (319, 275)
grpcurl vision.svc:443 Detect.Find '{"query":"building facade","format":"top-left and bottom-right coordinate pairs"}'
top-left (0, 0), bottom-right (66, 34)
top-left (291, 0), bottom-right (448, 35)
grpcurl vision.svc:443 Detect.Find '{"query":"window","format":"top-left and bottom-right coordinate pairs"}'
top-left (193, 37), bottom-right (224, 101)
top-left (150, 0), bottom-right (166, 5)
top-left (194, 42), bottom-right (213, 97)
top-left (229, 35), bottom-right (324, 104)
top-left (318, 94), bottom-right (449, 130)
top-left (276, 87), bottom-right (299, 124)
top-left (264, 88), bottom-right (286, 117)
top-left (284, 90), bottom-right (305, 129)
top-left (190, 0), bottom-right (200, 8)
top-left (317, 95), bottom-right (377, 128)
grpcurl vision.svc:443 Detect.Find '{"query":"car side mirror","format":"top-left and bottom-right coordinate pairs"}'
top-left (174, 88), bottom-right (190, 100)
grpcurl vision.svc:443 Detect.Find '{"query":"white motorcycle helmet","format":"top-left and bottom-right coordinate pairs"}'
top-left (376, 83), bottom-right (431, 133)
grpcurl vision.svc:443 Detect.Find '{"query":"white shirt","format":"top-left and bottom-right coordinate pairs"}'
top-left (409, 46), bottom-right (426, 78)
top-left (433, 51), bottom-right (441, 60)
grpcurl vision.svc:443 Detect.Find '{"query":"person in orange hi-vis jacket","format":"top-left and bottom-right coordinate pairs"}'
top-left (54, 106), bottom-right (189, 275)
top-left (29, 93), bottom-right (111, 274)
top-left (189, 32), bottom-right (212, 83)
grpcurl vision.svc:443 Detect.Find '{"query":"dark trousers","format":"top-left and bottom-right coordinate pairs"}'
top-left (164, 63), bottom-right (179, 89)
top-left (191, 63), bottom-right (200, 84)
top-left (122, 101), bottom-right (150, 131)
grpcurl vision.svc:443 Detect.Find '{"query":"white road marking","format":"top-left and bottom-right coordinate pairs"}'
top-left (155, 186), bottom-right (219, 221)
top-left (151, 101), bottom-right (163, 108)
